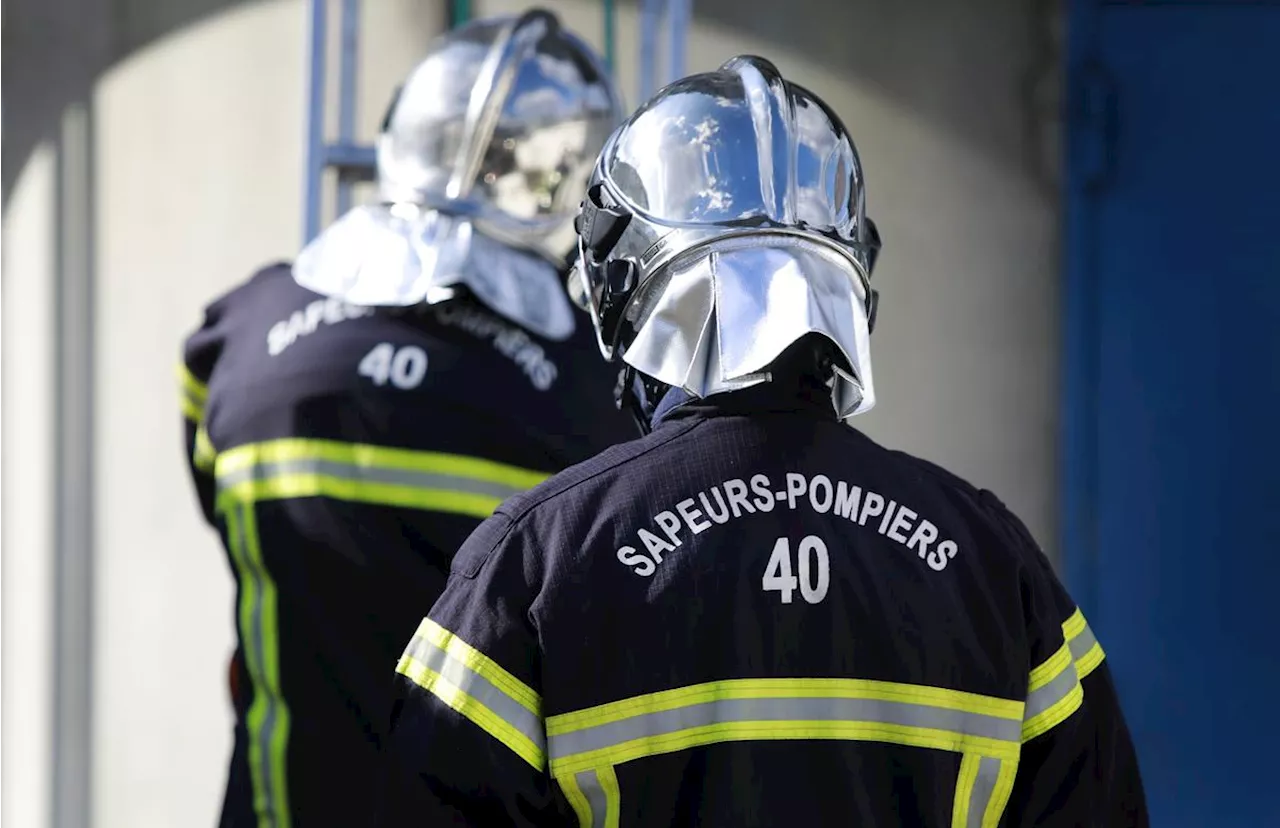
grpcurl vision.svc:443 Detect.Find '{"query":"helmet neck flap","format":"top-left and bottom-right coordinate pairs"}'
top-left (572, 55), bottom-right (883, 432)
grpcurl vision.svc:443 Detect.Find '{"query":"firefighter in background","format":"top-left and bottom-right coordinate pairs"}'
top-left (378, 56), bottom-right (1148, 826)
top-left (178, 10), bottom-right (632, 826)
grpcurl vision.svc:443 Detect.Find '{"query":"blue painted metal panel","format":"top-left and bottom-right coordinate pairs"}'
top-left (1064, 3), bottom-right (1280, 825)
top-left (335, 0), bottom-right (360, 217)
top-left (303, 0), bottom-right (328, 243)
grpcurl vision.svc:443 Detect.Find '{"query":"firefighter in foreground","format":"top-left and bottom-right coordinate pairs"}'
top-left (178, 11), bottom-right (632, 826)
top-left (377, 55), bottom-right (1148, 826)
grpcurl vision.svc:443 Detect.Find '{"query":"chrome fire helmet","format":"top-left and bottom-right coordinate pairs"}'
top-left (572, 55), bottom-right (883, 424)
top-left (294, 9), bottom-right (625, 341)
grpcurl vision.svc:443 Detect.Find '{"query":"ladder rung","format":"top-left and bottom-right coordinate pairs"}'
top-left (323, 143), bottom-right (377, 176)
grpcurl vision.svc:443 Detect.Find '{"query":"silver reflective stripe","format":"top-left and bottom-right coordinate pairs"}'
top-left (402, 635), bottom-right (546, 755)
top-left (216, 458), bottom-right (526, 500)
top-left (1024, 664), bottom-right (1079, 722)
top-left (966, 756), bottom-right (1002, 828)
top-left (548, 696), bottom-right (1022, 761)
top-left (576, 770), bottom-right (608, 828)
top-left (1068, 623), bottom-right (1099, 662)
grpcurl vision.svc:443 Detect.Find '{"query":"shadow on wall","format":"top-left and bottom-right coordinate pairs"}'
top-left (3, 0), bottom-right (1062, 205)
top-left (1, 0), bottom-right (255, 203)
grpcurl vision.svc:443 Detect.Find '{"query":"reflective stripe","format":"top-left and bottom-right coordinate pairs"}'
top-left (396, 619), bottom-right (545, 769)
top-left (178, 362), bottom-right (209, 402)
top-left (559, 772), bottom-right (594, 826)
top-left (953, 754), bottom-right (995, 828)
top-left (193, 425), bottom-right (217, 473)
top-left (219, 458), bottom-right (525, 500)
top-left (579, 771), bottom-right (606, 828)
top-left (545, 678), bottom-right (1024, 776)
top-left (225, 499), bottom-right (291, 828)
top-left (1063, 608), bottom-right (1106, 679)
top-left (558, 766), bottom-right (620, 828)
top-left (597, 765), bottom-right (621, 828)
top-left (1022, 640), bottom-right (1082, 741)
top-left (215, 438), bottom-right (549, 518)
top-left (1022, 608), bottom-right (1108, 741)
top-left (177, 364), bottom-right (208, 423)
top-left (181, 395), bottom-right (203, 423)
top-left (952, 753), bottom-right (1020, 828)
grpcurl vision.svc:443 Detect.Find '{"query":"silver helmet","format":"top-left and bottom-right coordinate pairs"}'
top-left (293, 9), bottom-right (624, 341)
top-left (377, 8), bottom-right (625, 264)
top-left (573, 55), bottom-right (883, 422)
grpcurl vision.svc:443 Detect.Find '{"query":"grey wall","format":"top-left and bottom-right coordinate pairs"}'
top-left (1, 1), bottom-right (1062, 826)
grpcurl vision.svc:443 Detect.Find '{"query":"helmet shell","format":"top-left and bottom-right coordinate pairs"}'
top-left (377, 9), bottom-right (625, 264)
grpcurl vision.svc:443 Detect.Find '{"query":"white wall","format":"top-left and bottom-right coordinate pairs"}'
top-left (1, 1), bottom-right (1059, 826)
top-left (3, 143), bottom-right (59, 828)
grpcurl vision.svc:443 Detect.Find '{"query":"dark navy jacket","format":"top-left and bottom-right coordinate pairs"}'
top-left (179, 262), bottom-right (635, 828)
top-left (379, 370), bottom-right (1147, 827)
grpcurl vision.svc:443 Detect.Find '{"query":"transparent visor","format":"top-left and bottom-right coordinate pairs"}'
top-left (602, 74), bottom-right (862, 233)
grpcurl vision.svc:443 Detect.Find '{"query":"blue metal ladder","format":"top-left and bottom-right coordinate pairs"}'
top-left (301, 0), bottom-right (693, 244)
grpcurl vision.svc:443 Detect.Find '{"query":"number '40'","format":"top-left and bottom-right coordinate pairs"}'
top-left (763, 535), bottom-right (830, 605)
top-left (359, 343), bottom-right (428, 389)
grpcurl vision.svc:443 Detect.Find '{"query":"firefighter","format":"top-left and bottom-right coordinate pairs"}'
top-left (178, 11), bottom-right (632, 827)
top-left (378, 55), bottom-right (1148, 826)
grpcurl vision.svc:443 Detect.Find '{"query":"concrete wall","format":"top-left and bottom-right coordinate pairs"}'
top-left (0, 1), bottom-right (1061, 826)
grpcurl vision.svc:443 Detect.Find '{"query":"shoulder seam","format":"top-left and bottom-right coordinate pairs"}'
top-left (888, 449), bottom-right (983, 498)
top-left (497, 418), bottom-right (705, 528)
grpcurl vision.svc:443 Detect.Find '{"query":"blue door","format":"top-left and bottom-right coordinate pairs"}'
top-left (1064, 3), bottom-right (1280, 825)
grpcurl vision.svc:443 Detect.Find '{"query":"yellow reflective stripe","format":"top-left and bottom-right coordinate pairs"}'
top-left (219, 475), bottom-right (506, 519)
top-left (177, 362), bottom-right (209, 403)
top-left (546, 678), bottom-right (1024, 776)
top-left (395, 618), bottom-right (545, 769)
top-left (597, 765), bottom-right (621, 828)
top-left (222, 496), bottom-right (291, 828)
top-left (952, 753), bottom-right (1019, 828)
top-left (952, 752), bottom-right (977, 824)
top-left (1028, 640), bottom-right (1072, 693)
top-left (216, 438), bottom-right (548, 490)
top-left (951, 753), bottom-right (982, 827)
top-left (558, 772), bottom-right (594, 827)
top-left (415, 618), bottom-right (541, 714)
top-left (982, 756), bottom-right (1018, 828)
top-left (193, 425), bottom-right (217, 473)
top-left (214, 439), bottom-right (550, 518)
top-left (555, 765), bottom-right (621, 828)
top-left (1022, 608), bottom-right (1109, 742)
top-left (177, 364), bottom-right (208, 424)
top-left (180, 395), bottom-right (204, 423)
top-left (1063, 608), bottom-right (1107, 680)
top-left (398, 654), bottom-right (545, 769)
top-left (548, 677), bottom-right (1023, 733)
top-left (1022, 640), bottom-right (1083, 741)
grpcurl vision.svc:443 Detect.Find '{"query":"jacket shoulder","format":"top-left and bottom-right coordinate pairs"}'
top-left (850, 428), bottom-right (1044, 559)
top-left (495, 417), bottom-right (703, 523)
top-left (186, 261), bottom-right (293, 332)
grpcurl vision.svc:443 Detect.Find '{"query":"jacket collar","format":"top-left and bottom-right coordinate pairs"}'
top-left (651, 371), bottom-right (840, 430)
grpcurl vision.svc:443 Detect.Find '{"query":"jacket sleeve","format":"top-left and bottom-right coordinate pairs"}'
top-left (986, 496), bottom-right (1149, 827)
top-left (377, 512), bottom-right (571, 827)
top-left (179, 302), bottom-right (225, 527)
